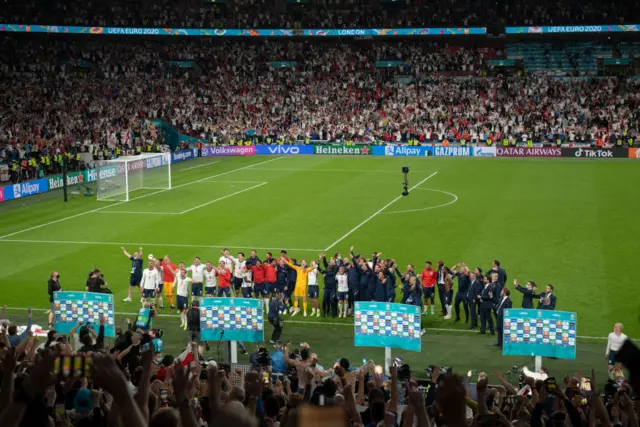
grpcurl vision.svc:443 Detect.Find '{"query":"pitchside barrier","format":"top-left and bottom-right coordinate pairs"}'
top-left (2, 145), bottom-right (637, 204)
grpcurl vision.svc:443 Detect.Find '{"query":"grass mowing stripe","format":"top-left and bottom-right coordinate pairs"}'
top-left (0, 157), bottom-right (285, 239)
top-left (180, 160), bottom-right (221, 171)
top-left (324, 171), bottom-right (438, 251)
top-left (179, 182), bottom-right (268, 214)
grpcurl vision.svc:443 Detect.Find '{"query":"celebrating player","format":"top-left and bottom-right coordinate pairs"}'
top-left (226, 251), bottom-right (246, 296)
top-left (153, 259), bottom-right (164, 309)
top-left (140, 261), bottom-right (160, 306)
top-left (204, 261), bottom-right (218, 296)
top-left (336, 265), bottom-right (349, 318)
top-left (420, 261), bottom-right (437, 315)
top-left (283, 256), bottom-right (313, 316)
top-left (216, 261), bottom-right (232, 297)
top-left (174, 268), bottom-right (192, 330)
top-left (160, 256), bottom-right (178, 311)
top-left (306, 261), bottom-right (320, 317)
top-left (241, 264), bottom-right (254, 298)
top-left (251, 261), bottom-right (268, 309)
top-left (122, 246), bottom-right (143, 303)
top-left (186, 257), bottom-right (205, 302)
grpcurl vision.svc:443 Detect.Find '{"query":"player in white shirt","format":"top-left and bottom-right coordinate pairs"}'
top-left (226, 251), bottom-right (247, 295)
top-left (140, 261), bottom-right (160, 306)
top-left (204, 262), bottom-right (218, 296)
top-left (173, 268), bottom-right (193, 330)
top-left (336, 266), bottom-right (349, 318)
top-left (241, 265), bottom-right (254, 299)
top-left (187, 257), bottom-right (205, 301)
top-left (218, 248), bottom-right (234, 272)
top-left (606, 323), bottom-right (628, 374)
top-left (307, 261), bottom-right (320, 317)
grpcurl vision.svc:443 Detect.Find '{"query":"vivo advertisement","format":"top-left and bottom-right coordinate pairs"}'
top-left (255, 145), bottom-right (314, 155)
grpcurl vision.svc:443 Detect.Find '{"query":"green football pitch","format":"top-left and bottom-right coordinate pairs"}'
top-left (0, 155), bottom-right (638, 380)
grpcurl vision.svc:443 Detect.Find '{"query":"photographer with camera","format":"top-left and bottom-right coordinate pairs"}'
top-left (86, 269), bottom-right (110, 293)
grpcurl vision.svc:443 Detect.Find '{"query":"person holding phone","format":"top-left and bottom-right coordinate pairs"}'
top-left (48, 271), bottom-right (62, 328)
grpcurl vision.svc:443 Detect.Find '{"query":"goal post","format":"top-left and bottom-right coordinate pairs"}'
top-left (96, 153), bottom-right (172, 202)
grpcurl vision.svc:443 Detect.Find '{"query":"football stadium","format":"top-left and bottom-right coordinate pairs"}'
top-left (0, 2), bottom-right (639, 427)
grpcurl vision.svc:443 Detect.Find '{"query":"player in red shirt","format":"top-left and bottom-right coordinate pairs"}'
top-left (251, 260), bottom-right (270, 311)
top-left (161, 256), bottom-right (178, 311)
top-left (263, 260), bottom-right (277, 313)
top-left (421, 261), bottom-right (437, 315)
top-left (216, 261), bottom-right (232, 297)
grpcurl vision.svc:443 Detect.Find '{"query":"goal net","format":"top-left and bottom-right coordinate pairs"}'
top-left (96, 153), bottom-right (172, 201)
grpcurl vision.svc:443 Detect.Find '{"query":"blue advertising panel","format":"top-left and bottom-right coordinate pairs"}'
top-left (254, 145), bottom-right (314, 155)
top-left (53, 291), bottom-right (116, 337)
top-left (371, 145), bottom-right (434, 157)
top-left (502, 309), bottom-right (577, 360)
top-left (1, 177), bottom-right (49, 202)
top-left (0, 24), bottom-right (486, 37)
top-left (433, 146), bottom-right (472, 157)
top-left (354, 302), bottom-right (422, 352)
top-left (200, 297), bottom-right (264, 343)
top-left (171, 148), bottom-right (197, 163)
top-left (506, 24), bottom-right (639, 34)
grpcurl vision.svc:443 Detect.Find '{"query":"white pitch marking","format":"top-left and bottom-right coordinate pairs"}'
top-left (0, 157), bottom-right (285, 239)
top-left (323, 171), bottom-right (438, 251)
top-left (179, 182), bottom-right (268, 214)
top-left (382, 188), bottom-right (459, 215)
top-left (0, 239), bottom-right (324, 252)
top-left (98, 211), bottom-right (181, 215)
top-left (180, 160), bottom-right (221, 171)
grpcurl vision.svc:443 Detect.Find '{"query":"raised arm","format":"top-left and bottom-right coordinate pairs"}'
top-left (121, 247), bottom-right (132, 259)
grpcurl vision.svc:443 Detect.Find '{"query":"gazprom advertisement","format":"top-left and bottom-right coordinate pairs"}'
top-left (372, 145), bottom-right (434, 157)
top-left (255, 145), bottom-right (314, 155)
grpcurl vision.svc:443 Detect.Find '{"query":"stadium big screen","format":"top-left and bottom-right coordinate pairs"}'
top-left (199, 297), bottom-right (264, 343)
top-left (502, 309), bottom-right (577, 359)
top-left (354, 302), bottom-right (422, 352)
top-left (53, 291), bottom-right (116, 337)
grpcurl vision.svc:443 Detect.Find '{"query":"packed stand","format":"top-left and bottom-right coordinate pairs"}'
top-left (2, 38), bottom-right (640, 180)
top-left (2, 0), bottom-right (640, 28)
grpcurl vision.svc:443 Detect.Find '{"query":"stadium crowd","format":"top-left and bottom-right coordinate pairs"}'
top-left (1, 0), bottom-right (639, 28)
top-left (1, 37), bottom-right (639, 179)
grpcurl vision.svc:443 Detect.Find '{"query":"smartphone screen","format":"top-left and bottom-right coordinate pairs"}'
top-left (55, 404), bottom-right (65, 416)
top-left (84, 356), bottom-right (92, 378)
top-left (74, 357), bottom-right (83, 377)
top-left (262, 372), bottom-right (270, 385)
top-left (298, 405), bottom-right (349, 427)
top-left (160, 389), bottom-right (169, 400)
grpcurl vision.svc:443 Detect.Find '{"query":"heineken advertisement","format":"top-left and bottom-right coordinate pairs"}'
top-left (313, 145), bottom-right (371, 155)
top-left (47, 171), bottom-right (85, 190)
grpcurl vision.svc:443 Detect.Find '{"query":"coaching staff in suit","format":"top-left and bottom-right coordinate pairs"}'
top-left (495, 288), bottom-right (512, 349)
top-left (479, 279), bottom-right (497, 335)
top-left (537, 284), bottom-right (557, 310)
top-left (513, 279), bottom-right (539, 309)
top-left (467, 272), bottom-right (484, 330)
top-left (488, 260), bottom-right (507, 289)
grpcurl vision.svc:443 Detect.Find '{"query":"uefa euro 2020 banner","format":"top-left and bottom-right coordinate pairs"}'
top-left (354, 302), bottom-right (422, 352)
top-left (200, 297), bottom-right (264, 343)
top-left (53, 291), bottom-right (116, 337)
top-left (502, 309), bottom-right (577, 360)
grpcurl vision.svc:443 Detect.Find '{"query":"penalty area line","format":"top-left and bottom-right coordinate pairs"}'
top-left (0, 157), bottom-right (285, 240)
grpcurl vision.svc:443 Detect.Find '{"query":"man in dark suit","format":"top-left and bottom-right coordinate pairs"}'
top-left (488, 259), bottom-right (507, 289)
top-left (537, 284), bottom-right (557, 310)
top-left (495, 288), bottom-right (513, 349)
top-left (479, 278), bottom-right (497, 335)
top-left (467, 272), bottom-right (484, 330)
top-left (513, 279), bottom-right (539, 309)
top-left (436, 261), bottom-right (447, 316)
